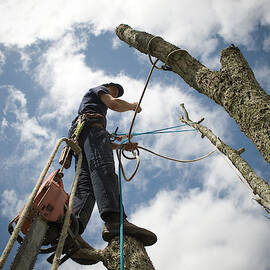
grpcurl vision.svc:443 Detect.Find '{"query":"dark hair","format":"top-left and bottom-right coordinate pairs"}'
top-left (102, 82), bottom-right (124, 97)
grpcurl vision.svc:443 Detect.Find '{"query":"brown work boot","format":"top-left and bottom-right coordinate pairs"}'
top-left (71, 235), bottom-right (100, 265)
top-left (102, 220), bottom-right (157, 246)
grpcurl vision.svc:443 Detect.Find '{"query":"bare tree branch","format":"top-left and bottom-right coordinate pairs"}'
top-left (180, 104), bottom-right (270, 211)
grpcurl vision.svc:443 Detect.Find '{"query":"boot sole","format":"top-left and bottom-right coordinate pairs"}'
top-left (102, 223), bottom-right (157, 246)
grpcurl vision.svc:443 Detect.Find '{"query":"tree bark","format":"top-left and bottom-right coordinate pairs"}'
top-left (115, 24), bottom-right (270, 164)
top-left (102, 236), bottom-right (155, 270)
top-left (71, 236), bottom-right (155, 270)
top-left (179, 104), bottom-right (270, 211)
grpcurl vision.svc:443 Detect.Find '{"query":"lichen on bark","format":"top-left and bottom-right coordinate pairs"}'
top-left (102, 236), bottom-right (155, 270)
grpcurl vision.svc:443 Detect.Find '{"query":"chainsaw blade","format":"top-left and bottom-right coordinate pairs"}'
top-left (10, 217), bottom-right (48, 270)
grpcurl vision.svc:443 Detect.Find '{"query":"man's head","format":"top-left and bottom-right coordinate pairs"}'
top-left (103, 83), bottom-right (124, 98)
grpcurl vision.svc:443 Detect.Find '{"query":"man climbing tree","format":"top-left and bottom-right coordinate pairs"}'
top-left (67, 82), bottom-right (157, 264)
top-left (4, 24), bottom-right (268, 270)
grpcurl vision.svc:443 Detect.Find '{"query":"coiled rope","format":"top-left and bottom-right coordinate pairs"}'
top-left (117, 125), bottom-right (217, 182)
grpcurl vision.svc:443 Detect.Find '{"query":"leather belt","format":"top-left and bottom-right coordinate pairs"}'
top-left (77, 112), bottom-right (105, 128)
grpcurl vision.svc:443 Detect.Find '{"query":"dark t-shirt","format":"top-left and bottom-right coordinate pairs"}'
top-left (72, 85), bottom-right (110, 125)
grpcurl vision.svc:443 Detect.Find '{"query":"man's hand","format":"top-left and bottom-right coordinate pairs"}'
top-left (132, 102), bottom-right (142, 113)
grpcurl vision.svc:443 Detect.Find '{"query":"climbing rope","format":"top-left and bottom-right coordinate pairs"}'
top-left (127, 57), bottom-right (159, 143)
top-left (122, 35), bottom-right (215, 182)
top-left (117, 148), bottom-right (124, 270)
top-left (115, 124), bottom-right (195, 137)
top-left (116, 35), bottom-right (265, 269)
top-left (118, 147), bottom-right (140, 182)
top-left (116, 125), bottom-right (217, 182)
top-left (127, 35), bottom-right (178, 143)
top-left (115, 125), bottom-right (217, 269)
top-left (138, 145), bottom-right (216, 163)
top-left (115, 38), bottom-right (217, 269)
top-left (217, 149), bottom-right (254, 193)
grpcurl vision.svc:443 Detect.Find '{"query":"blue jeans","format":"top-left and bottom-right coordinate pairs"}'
top-left (70, 120), bottom-right (124, 234)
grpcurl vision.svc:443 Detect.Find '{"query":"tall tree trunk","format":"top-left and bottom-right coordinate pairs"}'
top-left (115, 24), bottom-right (270, 164)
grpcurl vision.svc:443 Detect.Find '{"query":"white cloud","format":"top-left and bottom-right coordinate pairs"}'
top-left (0, 0), bottom-right (269, 57)
top-left (112, 37), bottom-right (121, 50)
top-left (212, 0), bottom-right (266, 47)
top-left (111, 79), bottom-right (231, 181)
top-left (35, 32), bottom-right (105, 122)
top-left (1, 117), bottom-right (8, 127)
top-left (0, 0), bottom-right (88, 47)
top-left (254, 64), bottom-right (270, 92)
top-left (83, 205), bottom-right (106, 249)
top-left (263, 36), bottom-right (270, 52)
top-left (19, 49), bottom-right (33, 73)
top-left (2, 85), bottom-right (57, 164)
top-left (50, 260), bottom-right (105, 270)
top-left (130, 157), bottom-right (270, 270)
top-left (0, 50), bottom-right (5, 74)
top-left (0, 189), bottom-right (28, 219)
top-left (0, 117), bottom-right (8, 135)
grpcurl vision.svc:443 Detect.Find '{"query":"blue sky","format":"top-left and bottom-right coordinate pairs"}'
top-left (0, 1), bottom-right (270, 269)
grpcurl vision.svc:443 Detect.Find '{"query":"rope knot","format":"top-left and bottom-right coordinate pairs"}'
top-left (122, 142), bottom-right (138, 152)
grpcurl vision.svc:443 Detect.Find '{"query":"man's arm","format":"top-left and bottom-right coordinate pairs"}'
top-left (100, 93), bottom-right (142, 113)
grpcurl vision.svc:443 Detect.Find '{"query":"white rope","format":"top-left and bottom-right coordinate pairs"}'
top-left (138, 145), bottom-right (217, 163)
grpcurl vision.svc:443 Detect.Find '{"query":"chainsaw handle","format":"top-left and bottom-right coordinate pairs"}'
top-left (8, 218), bottom-right (24, 245)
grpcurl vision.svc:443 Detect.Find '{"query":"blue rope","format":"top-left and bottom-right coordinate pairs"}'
top-left (113, 124), bottom-right (194, 137)
top-left (117, 124), bottom-right (195, 269)
top-left (113, 124), bottom-right (195, 145)
top-left (119, 150), bottom-right (124, 270)
top-left (133, 129), bottom-right (194, 135)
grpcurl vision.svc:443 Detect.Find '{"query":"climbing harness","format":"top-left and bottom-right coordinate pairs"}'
top-left (127, 57), bottom-right (159, 142)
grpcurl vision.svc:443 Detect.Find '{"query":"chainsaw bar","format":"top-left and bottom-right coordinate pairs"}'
top-left (10, 217), bottom-right (48, 270)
